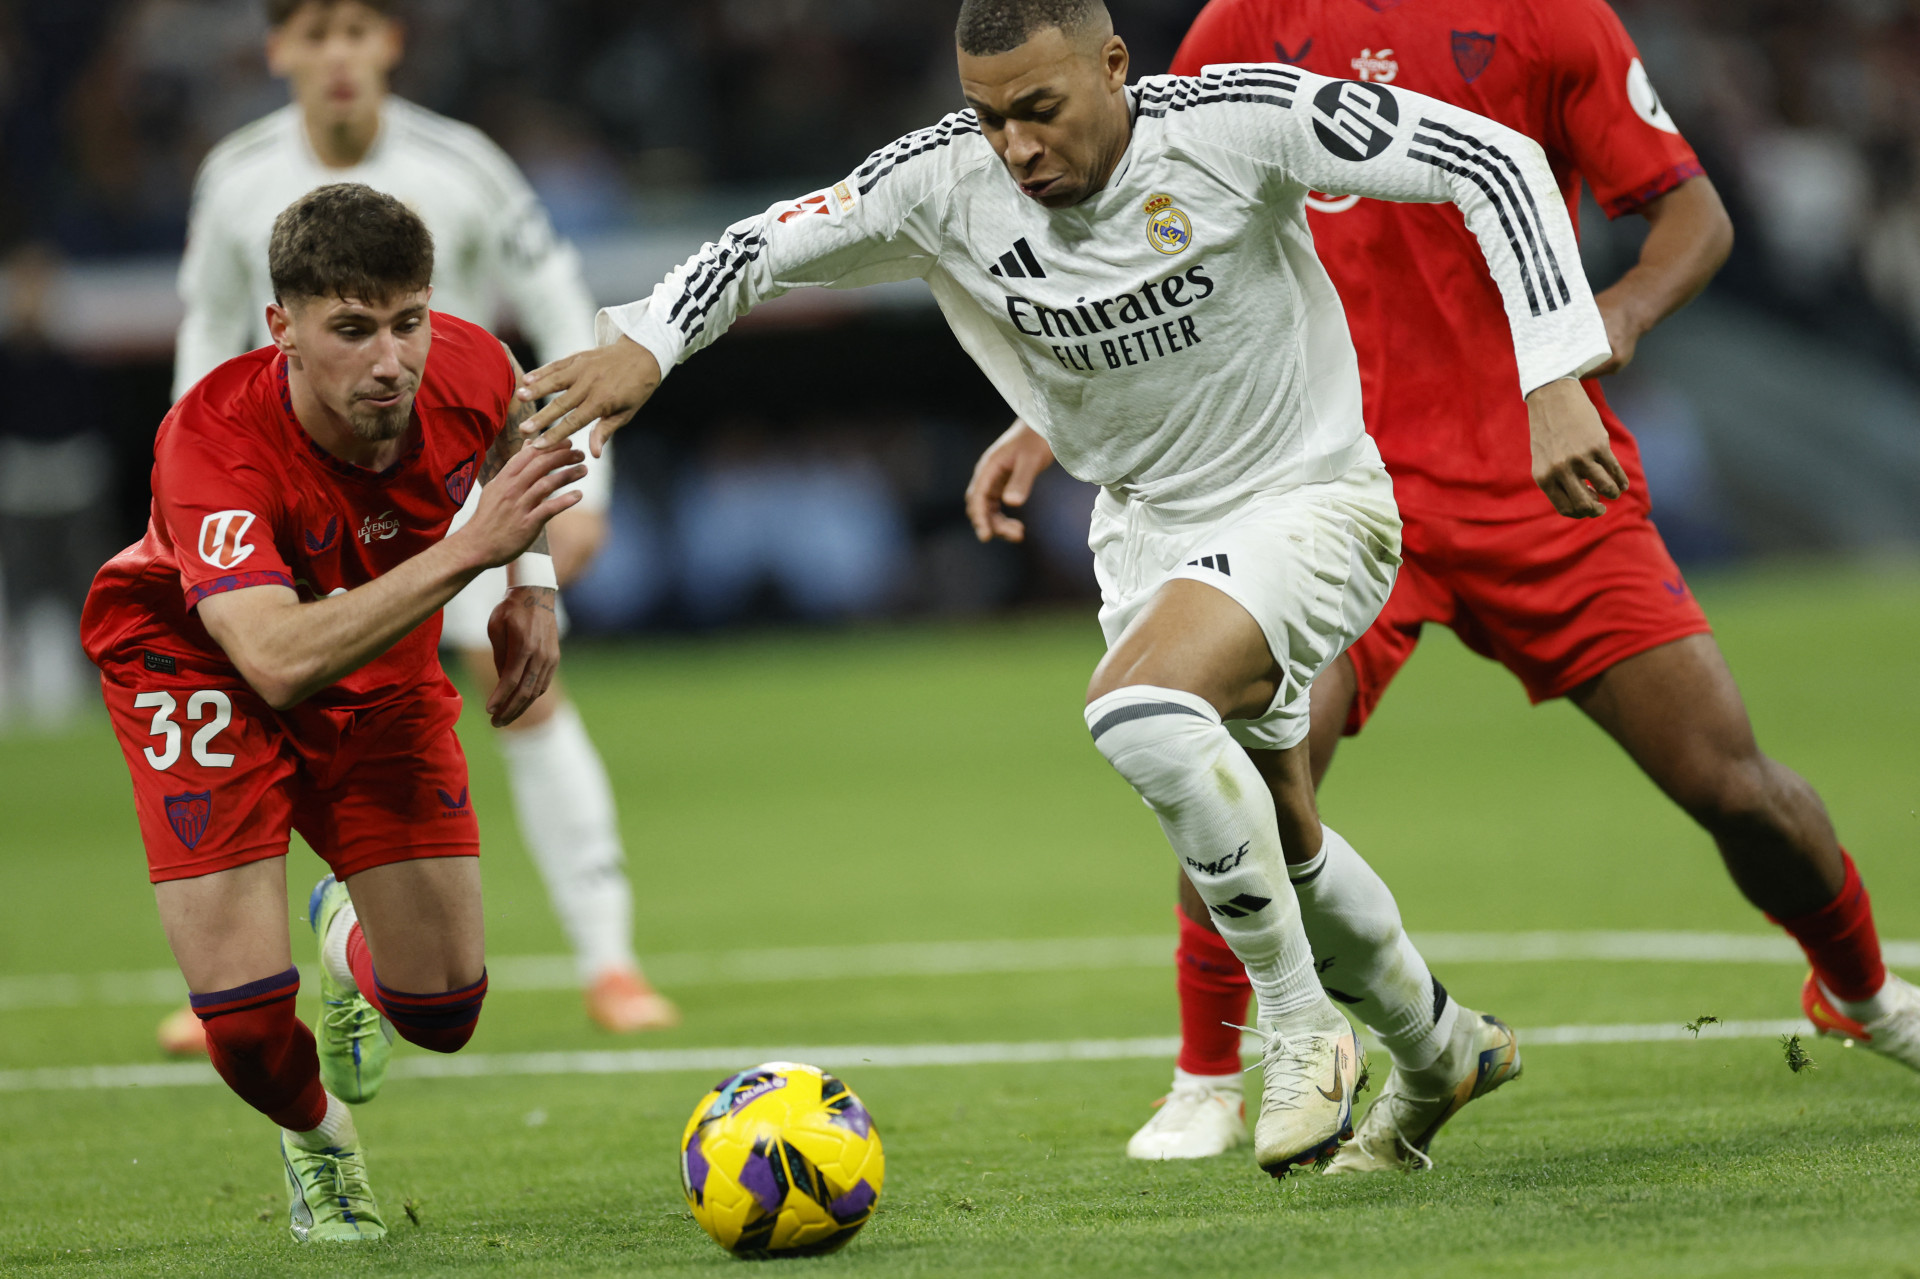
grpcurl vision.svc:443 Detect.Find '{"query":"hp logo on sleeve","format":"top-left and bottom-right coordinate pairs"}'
top-left (1311, 80), bottom-right (1400, 162)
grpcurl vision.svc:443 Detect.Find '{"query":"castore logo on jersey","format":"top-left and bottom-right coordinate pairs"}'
top-left (304, 515), bottom-right (341, 555)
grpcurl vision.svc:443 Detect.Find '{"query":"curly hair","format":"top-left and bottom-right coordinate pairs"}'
top-left (269, 184), bottom-right (434, 306)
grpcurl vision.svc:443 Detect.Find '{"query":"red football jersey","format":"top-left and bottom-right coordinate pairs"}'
top-left (83, 311), bottom-right (513, 755)
top-left (1171, 0), bottom-right (1703, 520)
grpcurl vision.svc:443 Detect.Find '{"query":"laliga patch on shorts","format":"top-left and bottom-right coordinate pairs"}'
top-left (165, 790), bottom-right (214, 849)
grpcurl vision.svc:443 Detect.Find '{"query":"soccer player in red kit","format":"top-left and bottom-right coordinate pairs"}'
top-left (81, 184), bottom-right (587, 1239)
top-left (966, 0), bottom-right (1918, 1171)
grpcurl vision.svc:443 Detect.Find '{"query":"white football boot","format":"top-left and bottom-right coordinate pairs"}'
top-left (1243, 1000), bottom-right (1363, 1177)
top-left (1324, 1009), bottom-right (1522, 1175)
top-left (1803, 972), bottom-right (1920, 1074)
top-left (1126, 1072), bottom-right (1247, 1160)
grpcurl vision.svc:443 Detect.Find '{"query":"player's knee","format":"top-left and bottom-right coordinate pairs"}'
top-left (375, 972), bottom-right (489, 1054)
top-left (1678, 753), bottom-right (1780, 840)
top-left (1086, 685), bottom-right (1226, 804)
top-left (192, 968), bottom-right (303, 1066)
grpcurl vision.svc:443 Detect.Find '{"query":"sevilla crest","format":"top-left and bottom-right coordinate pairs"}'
top-left (444, 453), bottom-right (479, 506)
top-left (165, 791), bottom-right (213, 849)
top-left (1452, 31), bottom-right (1497, 84)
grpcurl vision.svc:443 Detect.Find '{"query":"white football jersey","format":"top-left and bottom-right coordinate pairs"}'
top-left (174, 97), bottom-right (598, 401)
top-left (601, 65), bottom-right (1612, 513)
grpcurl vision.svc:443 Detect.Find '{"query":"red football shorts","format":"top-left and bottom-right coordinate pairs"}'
top-left (102, 675), bottom-right (480, 884)
top-left (1343, 502), bottom-right (1713, 735)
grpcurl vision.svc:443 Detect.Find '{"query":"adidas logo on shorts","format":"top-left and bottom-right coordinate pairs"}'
top-left (1186, 553), bottom-right (1231, 575)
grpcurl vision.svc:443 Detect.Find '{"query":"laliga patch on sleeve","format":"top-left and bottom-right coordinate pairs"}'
top-left (1627, 59), bottom-right (1680, 134)
top-left (777, 182), bottom-right (860, 225)
top-left (197, 510), bottom-right (258, 570)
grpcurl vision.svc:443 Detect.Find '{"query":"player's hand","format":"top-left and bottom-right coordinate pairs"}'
top-left (517, 337), bottom-right (663, 458)
top-left (1589, 297), bottom-right (1644, 376)
top-left (1528, 378), bottom-right (1628, 519)
top-left (459, 443), bottom-right (587, 569)
top-left (966, 419), bottom-right (1056, 543)
top-left (485, 587), bottom-right (559, 727)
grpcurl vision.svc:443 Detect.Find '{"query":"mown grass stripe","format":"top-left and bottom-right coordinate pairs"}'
top-left (0, 1019), bottom-right (1824, 1094)
top-left (4, 934), bottom-right (1914, 1012)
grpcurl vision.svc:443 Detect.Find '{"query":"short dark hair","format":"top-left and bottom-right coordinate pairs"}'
top-left (956, 0), bottom-right (1107, 56)
top-left (265, 0), bottom-right (397, 28)
top-left (268, 183), bottom-right (433, 307)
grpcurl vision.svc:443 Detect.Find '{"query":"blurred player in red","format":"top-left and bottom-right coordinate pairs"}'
top-left (82, 184), bottom-right (586, 1240)
top-left (969, 0), bottom-right (1919, 1171)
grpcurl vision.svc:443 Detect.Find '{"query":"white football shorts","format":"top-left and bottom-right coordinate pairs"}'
top-left (440, 442), bottom-right (612, 652)
top-left (1090, 455), bottom-right (1402, 752)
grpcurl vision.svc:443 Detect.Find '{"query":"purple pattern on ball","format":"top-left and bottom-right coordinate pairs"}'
top-left (828, 1100), bottom-right (873, 1138)
top-left (739, 1148), bottom-right (783, 1213)
top-left (828, 1180), bottom-right (876, 1223)
top-left (684, 1129), bottom-right (710, 1205)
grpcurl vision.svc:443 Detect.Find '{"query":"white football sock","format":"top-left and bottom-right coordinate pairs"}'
top-left (1088, 686), bottom-right (1323, 1025)
top-left (285, 1093), bottom-right (358, 1151)
top-left (1290, 826), bottom-right (1459, 1073)
top-left (498, 701), bottom-right (640, 983)
top-left (1825, 978), bottom-right (1894, 1025)
top-left (1173, 1066), bottom-right (1242, 1092)
top-left (320, 896), bottom-right (358, 992)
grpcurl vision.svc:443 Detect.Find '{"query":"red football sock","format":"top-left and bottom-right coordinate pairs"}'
top-left (346, 922), bottom-right (488, 1053)
top-left (1175, 908), bottom-right (1253, 1077)
top-left (192, 967), bottom-right (328, 1131)
top-left (1769, 851), bottom-right (1887, 1001)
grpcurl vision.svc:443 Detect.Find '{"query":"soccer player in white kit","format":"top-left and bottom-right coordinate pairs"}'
top-left (159, 0), bottom-right (676, 1052)
top-left (519, 0), bottom-right (1621, 1175)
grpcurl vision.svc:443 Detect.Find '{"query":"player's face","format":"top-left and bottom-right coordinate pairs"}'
top-left (274, 292), bottom-right (432, 442)
top-left (959, 26), bottom-right (1132, 210)
top-left (267, 2), bottom-right (402, 128)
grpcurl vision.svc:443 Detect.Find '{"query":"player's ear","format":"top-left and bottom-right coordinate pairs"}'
top-left (1100, 36), bottom-right (1129, 92)
top-left (266, 303), bottom-right (296, 355)
top-left (376, 16), bottom-right (405, 76)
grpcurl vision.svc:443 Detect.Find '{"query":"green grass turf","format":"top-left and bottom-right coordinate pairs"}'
top-left (1, 560), bottom-right (1917, 1276)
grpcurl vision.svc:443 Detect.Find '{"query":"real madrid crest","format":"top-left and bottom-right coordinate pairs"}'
top-left (1144, 193), bottom-right (1192, 256)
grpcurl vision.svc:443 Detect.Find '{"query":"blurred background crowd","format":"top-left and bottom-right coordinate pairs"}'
top-left (0, 0), bottom-right (1916, 729)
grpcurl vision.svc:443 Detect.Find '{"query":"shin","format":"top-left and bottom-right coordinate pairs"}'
top-left (1088, 685), bottom-right (1321, 1024)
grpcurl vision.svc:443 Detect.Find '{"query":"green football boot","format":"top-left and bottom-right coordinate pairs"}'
top-left (279, 1130), bottom-right (387, 1242)
top-left (308, 875), bottom-right (391, 1104)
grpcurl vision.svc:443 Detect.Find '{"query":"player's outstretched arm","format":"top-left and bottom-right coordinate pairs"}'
top-left (517, 337), bottom-right (662, 457)
top-left (520, 121), bottom-right (954, 453)
top-left (198, 444), bottom-right (586, 712)
top-left (966, 419), bottom-right (1056, 544)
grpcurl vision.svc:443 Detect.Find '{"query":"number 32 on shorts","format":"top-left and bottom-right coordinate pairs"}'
top-left (133, 690), bottom-right (236, 770)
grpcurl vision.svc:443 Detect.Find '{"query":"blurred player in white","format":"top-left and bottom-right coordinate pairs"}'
top-left (160, 0), bottom-right (676, 1052)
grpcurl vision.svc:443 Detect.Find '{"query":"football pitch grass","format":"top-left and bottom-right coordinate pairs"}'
top-left (2, 561), bottom-right (1916, 1277)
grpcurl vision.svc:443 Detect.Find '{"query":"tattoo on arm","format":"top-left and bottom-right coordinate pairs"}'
top-left (481, 343), bottom-right (537, 484)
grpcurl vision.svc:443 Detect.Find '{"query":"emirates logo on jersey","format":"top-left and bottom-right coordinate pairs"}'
top-left (1350, 48), bottom-right (1399, 84)
top-left (197, 510), bottom-right (258, 570)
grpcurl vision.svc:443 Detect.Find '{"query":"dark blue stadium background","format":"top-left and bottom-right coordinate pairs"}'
top-left (2, 0), bottom-right (1916, 637)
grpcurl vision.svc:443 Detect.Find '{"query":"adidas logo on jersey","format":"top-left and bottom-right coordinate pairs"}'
top-left (988, 238), bottom-right (1047, 280)
top-left (1186, 553), bottom-right (1231, 575)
